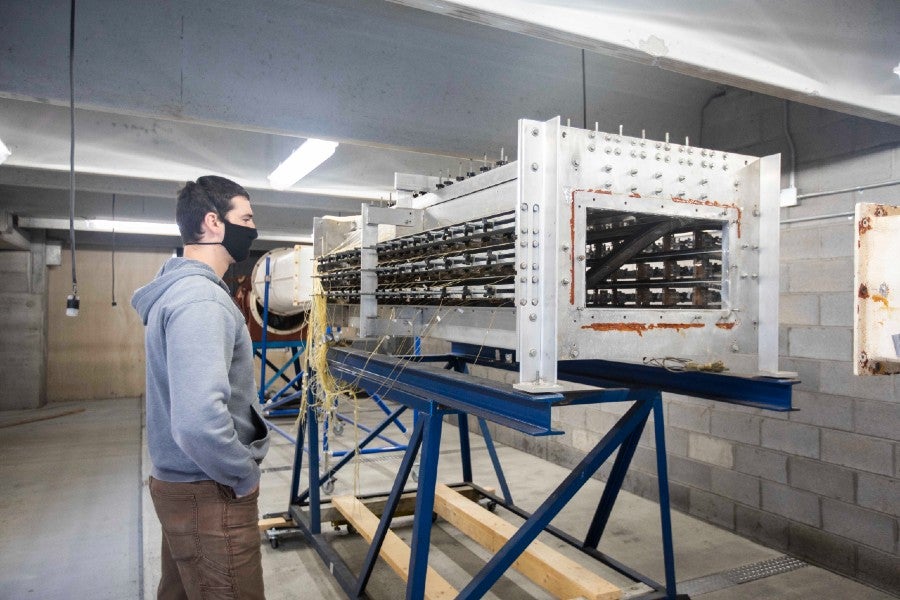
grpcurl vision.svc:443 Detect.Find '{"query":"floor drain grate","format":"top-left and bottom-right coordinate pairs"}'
top-left (677, 554), bottom-right (807, 596)
top-left (725, 555), bottom-right (807, 584)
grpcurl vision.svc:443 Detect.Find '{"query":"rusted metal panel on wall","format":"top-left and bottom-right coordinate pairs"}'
top-left (854, 203), bottom-right (900, 375)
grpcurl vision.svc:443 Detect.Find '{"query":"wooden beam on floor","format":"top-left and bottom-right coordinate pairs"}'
top-left (331, 494), bottom-right (458, 600)
top-left (433, 483), bottom-right (621, 600)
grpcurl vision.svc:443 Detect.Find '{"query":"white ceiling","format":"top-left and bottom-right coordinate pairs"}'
top-left (0, 0), bottom-right (897, 248)
top-left (394, 0), bottom-right (900, 123)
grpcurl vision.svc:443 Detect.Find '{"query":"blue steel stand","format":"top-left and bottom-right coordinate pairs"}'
top-left (283, 345), bottom-right (794, 600)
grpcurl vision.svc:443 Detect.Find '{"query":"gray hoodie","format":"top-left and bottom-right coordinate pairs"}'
top-left (132, 257), bottom-right (269, 496)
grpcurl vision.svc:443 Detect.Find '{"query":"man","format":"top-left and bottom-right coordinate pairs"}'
top-left (132, 175), bottom-right (270, 600)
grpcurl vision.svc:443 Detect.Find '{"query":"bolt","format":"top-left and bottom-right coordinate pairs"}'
top-left (533, 205), bottom-right (540, 212)
top-left (603, 164), bottom-right (612, 172)
top-left (519, 261), bottom-right (527, 269)
top-left (532, 263), bottom-right (538, 270)
top-left (570, 349), bottom-right (579, 358)
top-left (531, 299), bottom-right (539, 306)
top-left (529, 349), bottom-right (537, 357)
top-left (519, 299), bottom-right (527, 305)
top-left (731, 343), bottom-right (740, 353)
top-left (520, 276), bottom-right (527, 283)
top-left (531, 162), bottom-right (539, 171)
top-left (561, 242), bottom-right (571, 251)
top-left (588, 144), bottom-right (595, 152)
top-left (529, 313), bottom-right (537, 322)
top-left (532, 240), bottom-right (539, 247)
top-left (577, 255), bottom-right (586, 262)
top-left (532, 276), bottom-right (539, 283)
top-left (561, 277), bottom-right (570, 285)
top-left (572, 158), bottom-right (580, 167)
top-left (531, 128), bottom-right (539, 136)
top-left (521, 202), bottom-right (528, 211)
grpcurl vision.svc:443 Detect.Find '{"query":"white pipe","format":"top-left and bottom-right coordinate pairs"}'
top-left (781, 212), bottom-right (853, 225)
top-left (796, 179), bottom-right (899, 200)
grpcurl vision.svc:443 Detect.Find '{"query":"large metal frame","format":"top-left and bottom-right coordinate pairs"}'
top-left (314, 117), bottom-right (783, 391)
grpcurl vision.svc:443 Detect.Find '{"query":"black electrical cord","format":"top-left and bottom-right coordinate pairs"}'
top-left (698, 87), bottom-right (727, 148)
top-left (111, 193), bottom-right (117, 306)
top-left (68, 0), bottom-right (78, 303)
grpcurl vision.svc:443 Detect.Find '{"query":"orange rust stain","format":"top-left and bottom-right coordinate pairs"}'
top-left (573, 188), bottom-right (612, 196)
top-left (858, 284), bottom-right (869, 299)
top-left (715, 321), bottom-right (737, 330)
top-left (671, 196), bottom-right (743, 238)
top-left (629, 193), bottom-right (642, 198)
top-left (580, 322), bottom-right (706, 336)
top-left (858, 217), bottom-right (872, 236)
top-left (871, 294), bottom-right (889, 308)
top-left (874, 205), bottom-right (887, 217)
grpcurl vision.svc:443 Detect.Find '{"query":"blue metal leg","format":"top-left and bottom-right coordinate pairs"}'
top-left (458, 414), bottom-right (473, 483)
top-left (478, 417), bottom-right (513, 505)
top-left (288, 405), bottom-right (307, 506)
top-left (297, 405), bottom-right (409, 504)
top-left (583, 408), bottom-right (649, 549)
top-left (654, 395), bottom-right (678, 599)
top-left (371, 393), bottom-right (408, 435)
top-left (307, 403), bottom-right (321, 534)
top-left (355, 416), bottom-right (425, 597)
top-left (457, 399), bottom-right (653, 599)
top-left (406, 410), bottom-right (444, 600)
top-left (257, 257), bottom-right (271, 404)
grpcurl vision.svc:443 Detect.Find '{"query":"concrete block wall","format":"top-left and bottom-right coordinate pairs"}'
top-left (472, 92), bottom-right (900, 595)
top-left (0, 233), bottom-right (48, 410)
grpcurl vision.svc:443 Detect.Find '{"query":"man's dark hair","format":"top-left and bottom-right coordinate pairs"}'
top-left (176, 176), bottom-right (250, 243)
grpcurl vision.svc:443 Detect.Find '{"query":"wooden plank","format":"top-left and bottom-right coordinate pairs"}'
top-left (433, 483), bottom-right (621, 600)
top-left (304, 484), bottom-right (492, 525)
top-left (331, 495), bottom-right (457, 600)
top-left (258, 516), bottom-right (293, 532)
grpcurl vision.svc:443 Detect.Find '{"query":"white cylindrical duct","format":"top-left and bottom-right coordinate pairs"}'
top-left (249, 246), bottom-right (314, 334)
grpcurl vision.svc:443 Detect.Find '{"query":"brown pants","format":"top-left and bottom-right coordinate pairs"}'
top-left (149, 477), bottom-right (265, 600)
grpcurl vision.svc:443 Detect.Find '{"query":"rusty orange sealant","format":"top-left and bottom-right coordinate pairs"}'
top-left (871, 294), bottom-right (890, 308)
top-left (671, 196), bottom-right (743, 238)
top-left (715, 321), bottom-right (737, 330)
top-left (580, 322), bottom-right (705, 337)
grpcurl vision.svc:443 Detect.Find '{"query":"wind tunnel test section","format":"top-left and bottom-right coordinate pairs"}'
top-left (313, 116), bottom-right (782, 392)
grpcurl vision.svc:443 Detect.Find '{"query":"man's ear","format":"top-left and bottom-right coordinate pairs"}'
top-left (200, 211), bottom-right (221, 237)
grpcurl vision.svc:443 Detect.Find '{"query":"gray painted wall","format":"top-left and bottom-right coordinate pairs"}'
top-left (486, 92), bottom-right (900, 594)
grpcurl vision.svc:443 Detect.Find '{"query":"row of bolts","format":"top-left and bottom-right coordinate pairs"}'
top-left (423, 121), bottom-right (727, 196)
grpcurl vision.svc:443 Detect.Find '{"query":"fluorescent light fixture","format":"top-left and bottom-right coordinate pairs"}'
top-left (17, 216), bottom-right (310, 243)
top-left (0, 138), bottom-right (10, 165)
top-left (267, 138), bottom-right (338, 190)
top-left (84, 219), bottom-right (181, 235)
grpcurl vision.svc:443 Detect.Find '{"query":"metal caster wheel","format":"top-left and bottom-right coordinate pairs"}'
top-left (332, 420), bottom-right (345, 436)
top-left (269, 537), bottom-right (279, 549)
top-left (487, 501), bottom-right (497, 513)
top-left (322, 478), bottom-right (336, 494)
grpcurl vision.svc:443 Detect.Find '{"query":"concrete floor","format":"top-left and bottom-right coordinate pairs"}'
top-left (0, 398), bottom-right (896, 600)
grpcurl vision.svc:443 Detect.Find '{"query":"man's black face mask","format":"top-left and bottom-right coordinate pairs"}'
top-left (187, 219), bottom-right (258, 262)
top-left (220, 220), bottom-right (258, 262)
